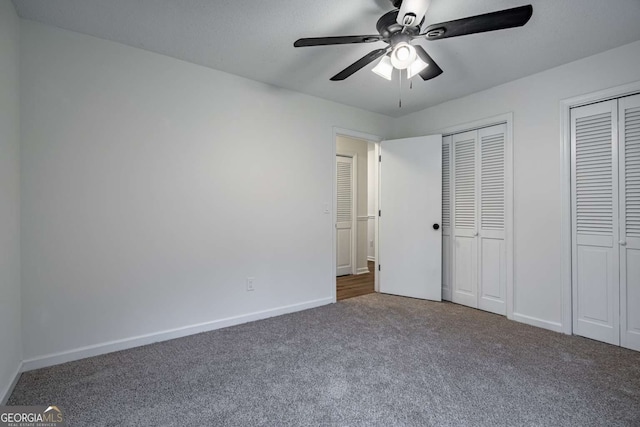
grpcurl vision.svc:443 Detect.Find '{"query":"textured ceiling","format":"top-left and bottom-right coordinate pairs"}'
top-left (11, 0), bottom-right (640, 117)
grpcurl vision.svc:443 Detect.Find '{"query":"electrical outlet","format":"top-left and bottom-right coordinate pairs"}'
top-left (246, 277), bottom-right (255, 292)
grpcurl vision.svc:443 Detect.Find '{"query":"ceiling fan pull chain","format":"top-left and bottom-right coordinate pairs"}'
top-left (399, 69), bottom-right (402, 108)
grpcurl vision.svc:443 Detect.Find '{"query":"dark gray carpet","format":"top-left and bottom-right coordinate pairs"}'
top-left (8, 294), bottom-right (640, 426)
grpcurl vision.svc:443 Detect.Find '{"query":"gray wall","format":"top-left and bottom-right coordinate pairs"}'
top-left (0, 0), bottom-right (22, 403)
top-left (19, 20), bottom-right (392, 365)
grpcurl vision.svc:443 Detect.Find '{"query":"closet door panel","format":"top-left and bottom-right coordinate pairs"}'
top-left (576, 244), bottom-right (617, 343)
top-left (623, 249), bottom-right (640, 350)
top-left (442, 136), bottom-right (453, 301)
top-left (619, 94), bottom-right (640, 351)
top-left (452, 130), bottom-right (478, 308)
top-left (478, 124), bottom-right (507, 315)
top-left (571, 100), bottom-right (620, 346)
top-left (479, 238), bottom-right (506, 315)
top-left (442, 237), bottom-right (452, 301)
top-left (453, 237), bottom-right (477, 306)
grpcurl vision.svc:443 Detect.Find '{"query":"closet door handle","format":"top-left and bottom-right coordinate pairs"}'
top-left (474, 231), bottom-right (479, 237)
top-left (619, 240), bottom-right (627, 246)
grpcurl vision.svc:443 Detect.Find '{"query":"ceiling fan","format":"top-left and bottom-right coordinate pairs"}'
top-left (293, 0), bottom-right (533, 82)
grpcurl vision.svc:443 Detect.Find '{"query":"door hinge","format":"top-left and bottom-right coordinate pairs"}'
top-left (378, 210), bottom-right (381, 217)
top-left (379, 155), bottom-right (381, 162)
top-left (378, 264), bottom-right (381, 271)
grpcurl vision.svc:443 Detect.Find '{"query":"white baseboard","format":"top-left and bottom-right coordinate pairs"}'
top-left (356, 267), bottom-right (370, 275)
top-left (367, 256), bottom-right (375, 262)
top-left (512, 312), bottom-right (563, 333)
top-left (22, 297), bottom-right (333, 372)
top-left (1, 362), bottom-right (23, 405)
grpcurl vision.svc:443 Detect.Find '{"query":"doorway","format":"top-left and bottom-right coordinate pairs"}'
top-left (332, 128), bottom-right (444, 303)
top-left (335, 133), bottom-right (376, 301)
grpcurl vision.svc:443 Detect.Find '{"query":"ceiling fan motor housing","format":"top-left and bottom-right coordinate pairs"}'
top-left (396, 0), bottom-right (432, 27)
top-left (376, 10), bottom-right (422, 41)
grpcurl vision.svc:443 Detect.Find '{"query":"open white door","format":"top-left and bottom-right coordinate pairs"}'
top-left (379, 135), bottom-right (442, 301)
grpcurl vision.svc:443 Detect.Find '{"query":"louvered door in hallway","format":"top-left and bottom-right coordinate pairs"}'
top-left (336, 155), bottom-right (354, 277)
top-left (571, 94), bottom-right (640, 351)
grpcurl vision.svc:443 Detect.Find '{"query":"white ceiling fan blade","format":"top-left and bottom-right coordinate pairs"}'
top-left (397, 0), bottom-right (432, 27)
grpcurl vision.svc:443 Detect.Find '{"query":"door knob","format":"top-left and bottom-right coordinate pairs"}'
top-left (620, 240), bottom-right (627, 246)
top-left (433, 223), bottom-right (440, 230)
top-left (474, 231), bottom-right (479, 237)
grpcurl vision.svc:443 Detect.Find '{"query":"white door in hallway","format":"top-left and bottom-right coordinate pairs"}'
top-left (336, 155), bottom-right (355, 276)
top-left (379, 135), bottom-right (442, 301)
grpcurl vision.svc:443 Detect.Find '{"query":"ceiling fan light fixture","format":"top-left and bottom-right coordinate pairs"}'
top-left (372, 55), bottom-right (394, 80)
top-left (390, 42), bottom-right (417, 70)
top-left (407, 56), bottom-right (428, 79)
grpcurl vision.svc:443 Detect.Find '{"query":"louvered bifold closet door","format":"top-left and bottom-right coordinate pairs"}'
top-left (477, 124), bottom-right (507, 315)
top-left (619, 94), bottom-right (640, 351)
top-left (336, 156), bottom-right (354, 276)
top-left (452, 130), bottom-right (478, 307)
top-left (571, 100), bottom-right (620, 345)
top-left (442, 136), bottom-right (453, 301)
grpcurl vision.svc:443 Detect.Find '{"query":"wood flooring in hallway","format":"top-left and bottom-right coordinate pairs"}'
top-left (336, 261), bottom-right (375, 301)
